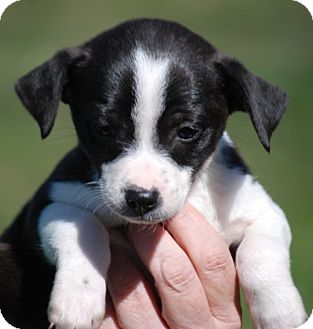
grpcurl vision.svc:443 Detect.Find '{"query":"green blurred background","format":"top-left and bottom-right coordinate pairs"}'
top-left (0, 0), bottom-right (312, 327)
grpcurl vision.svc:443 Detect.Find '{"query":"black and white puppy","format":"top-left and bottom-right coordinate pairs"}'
top-left (0, 18), bottom-right (307, 329)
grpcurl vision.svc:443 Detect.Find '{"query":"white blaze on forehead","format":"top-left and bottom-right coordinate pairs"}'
top-left (97, 49), bottom-right (193, 220)
top-left (133, 48), bottom-right (169, 148)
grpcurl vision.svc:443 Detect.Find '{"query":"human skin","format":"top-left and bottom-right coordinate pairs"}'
top-left (101, 204), bottom-right (242, 329)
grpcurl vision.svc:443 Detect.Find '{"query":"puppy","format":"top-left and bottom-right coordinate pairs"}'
top-left (0, 18), bottom-right (307, 329)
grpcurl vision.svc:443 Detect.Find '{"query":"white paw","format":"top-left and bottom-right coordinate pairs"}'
top-left (250, 288), bottom-right (307, 329)
top-left (48, 270), bottom-right (106, 329)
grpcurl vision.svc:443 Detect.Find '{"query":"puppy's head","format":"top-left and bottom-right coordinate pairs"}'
top-left (15, 19), bottom-right (288, 223)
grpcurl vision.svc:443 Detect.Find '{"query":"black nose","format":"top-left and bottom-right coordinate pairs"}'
top-left (125, 187), bottom-right (160, 216)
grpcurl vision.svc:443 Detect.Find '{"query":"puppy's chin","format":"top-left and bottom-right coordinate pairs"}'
top-left (123, 216), bottom-right (168, 225)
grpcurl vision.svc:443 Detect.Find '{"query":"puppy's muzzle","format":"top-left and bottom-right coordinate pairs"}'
top-left (125, 186), bottom-right (160, 216)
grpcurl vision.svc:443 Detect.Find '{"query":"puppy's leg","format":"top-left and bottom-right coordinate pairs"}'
top-left (39, 202), bottom-right (110, 329)
top-left (0, 243), bottom-right (22, 326)
top-left (236, 207), bottom-right (307, 329)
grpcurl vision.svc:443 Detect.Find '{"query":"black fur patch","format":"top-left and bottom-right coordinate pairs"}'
top-left (220, 143), bottom-right (250, 174)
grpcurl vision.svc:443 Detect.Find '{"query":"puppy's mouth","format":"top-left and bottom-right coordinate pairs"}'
top-left (110, 205), bottom-right (171, 224)
top-left (100, 197), bottom-right (180, 225)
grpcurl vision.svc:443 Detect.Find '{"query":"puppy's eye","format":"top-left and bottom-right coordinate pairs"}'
top-left (94, 124), bottom-right (114, 138)
top-left (177, 126), bottom-right (200, 141)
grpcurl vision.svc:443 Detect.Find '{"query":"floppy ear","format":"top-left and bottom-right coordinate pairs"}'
top-left (15, 47), bottom-right (89, 138)
top-left (214, 55), bottom-right (288, 152)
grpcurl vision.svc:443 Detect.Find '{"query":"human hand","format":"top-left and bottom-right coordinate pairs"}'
top-left (102, 204), bottom-right (242, 329)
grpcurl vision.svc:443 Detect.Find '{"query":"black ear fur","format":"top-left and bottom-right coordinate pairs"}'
top-left (215, 55), bottom-right (288, 151)
top-left (15, 47), bottom-right (89, 139)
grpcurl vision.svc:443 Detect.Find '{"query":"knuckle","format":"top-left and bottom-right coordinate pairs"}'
top-left (159, 255), bottom-right (197, 293)
top-left (224, 319), bottom-right (242, 329)
top-left (211, 310), bottom-right (242, 329)
top-left (202, 249), bottom-right (231, 276)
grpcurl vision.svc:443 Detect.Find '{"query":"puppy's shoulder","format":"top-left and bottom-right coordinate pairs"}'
top-left (48, 147), bottom-right (94, 183)
top-left (209, 132), bottom-right (268, 206)
top-left (212, 132), bottom-right (250, 176)
top-left (209, 133), bottom-right (284, 222)
top-left (1, 148), bottom-right (95, 243)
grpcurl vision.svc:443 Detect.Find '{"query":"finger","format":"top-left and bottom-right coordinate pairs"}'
top-left (128, 225), bottom-right (215, 329)
top-left (166, 204), bottom-right (241, 324)
top-left (100, 295), bottom-right (121, 329)
top-left (108, 242), bottom-right (168, 329)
